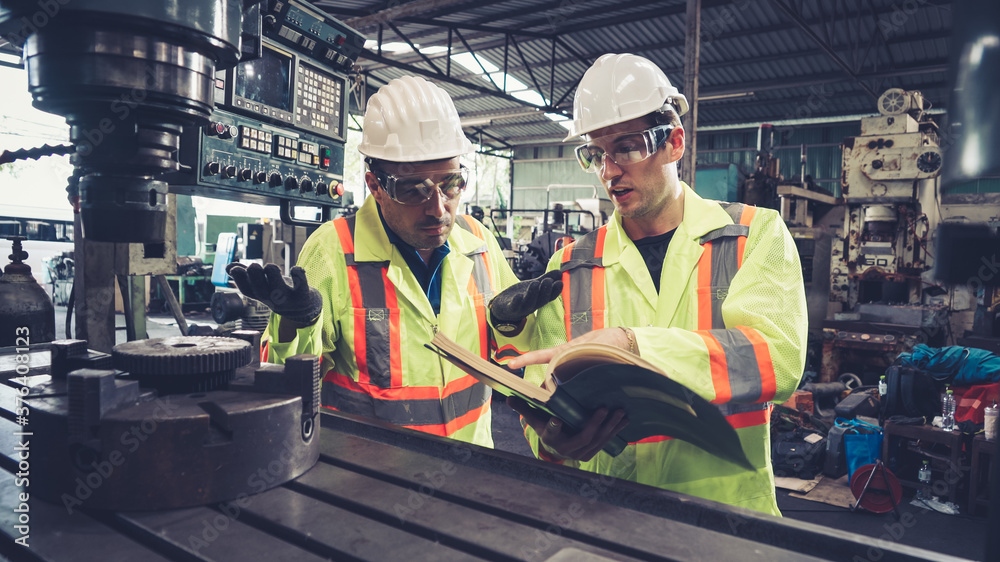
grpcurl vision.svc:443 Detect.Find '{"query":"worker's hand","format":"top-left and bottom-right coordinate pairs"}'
top-left (507, 327), bottom-right (634, 371)
top-left (225, 263), bottom-right (322, 326)
top-left (507, 396), bottom-right (628, 462)
top-left (488, 270), bottom-right (563, 335)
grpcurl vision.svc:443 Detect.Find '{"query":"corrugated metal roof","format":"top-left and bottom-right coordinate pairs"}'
top-left (316, 0), bottom-right (954, 150)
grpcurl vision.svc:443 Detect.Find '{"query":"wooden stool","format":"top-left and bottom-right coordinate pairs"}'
top-left (881, 422), bottom-right (969, 508)
top-left (968, 435), bottom-right (998, 516)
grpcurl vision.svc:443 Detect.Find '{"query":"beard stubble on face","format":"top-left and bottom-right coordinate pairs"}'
top-left (381, 202), bottom-right (454, 251)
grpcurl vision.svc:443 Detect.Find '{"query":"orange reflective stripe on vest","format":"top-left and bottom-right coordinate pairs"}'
top-left (696, 327), bottom-right (777, 403)
top-left (322, 214), bottom-right (492, 432)
top-left (694, 204), bottom-right (776, 404)
top-left (560, 225), bottom-right (607, 340)
top-left (633, 403), bottom-right (771, 444)
top-left (321, 370), bottom-right (490, 435)
top-left (696, 203), bottom-right (754, 331)
top-left (455, 215), bottom-right (494, 357)
top-left (563, 204), bottom-right (773, 434)
top-left (335, 215), bottom-right (401, 388)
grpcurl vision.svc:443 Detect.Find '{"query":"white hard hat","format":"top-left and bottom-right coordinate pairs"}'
top-left (359, 76), bottom-right (474, 162)
top-left (564, 53), bottom-right (689, 141)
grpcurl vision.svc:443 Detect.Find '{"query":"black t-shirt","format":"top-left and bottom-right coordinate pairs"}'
top-left (633, 229), bottom-right (675, 293)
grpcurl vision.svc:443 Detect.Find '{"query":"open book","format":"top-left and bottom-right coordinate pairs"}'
top-left (427, 333), bottom-right (752, 469)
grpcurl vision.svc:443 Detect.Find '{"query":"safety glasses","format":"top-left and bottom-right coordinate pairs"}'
top-left (372, 166), bottom-right (469, 206)
top-left (574, 124), bottom-right (674, 173)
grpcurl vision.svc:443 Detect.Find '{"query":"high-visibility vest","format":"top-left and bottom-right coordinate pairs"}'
top-left (559, 202), bottom-right (770, 431)
top-left (319, 214), bottom-right (493, 436)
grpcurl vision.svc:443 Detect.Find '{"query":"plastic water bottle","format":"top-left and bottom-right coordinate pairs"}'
top-left (878, 375), bottom-right (887, 397)
top-left (941, 388), bottom-right (956, 432)
top-left (917, 460), bottom-right (932, 499)
top-left (985, 400), bottom-right (998, 441)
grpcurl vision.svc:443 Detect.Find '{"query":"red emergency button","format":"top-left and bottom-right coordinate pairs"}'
top-left (335, 182), bottom-right (344, 196)
top-left (206, 122), bottom-right (227, 136)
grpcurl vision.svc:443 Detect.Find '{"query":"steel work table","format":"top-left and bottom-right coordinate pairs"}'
top-left (0, 410), bottom-right (969, 562)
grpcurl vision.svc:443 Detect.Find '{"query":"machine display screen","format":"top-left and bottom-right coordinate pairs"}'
top-left (235, 45), bottom-right (293, 112)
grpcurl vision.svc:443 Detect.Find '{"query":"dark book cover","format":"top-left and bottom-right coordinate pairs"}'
top-left (428, 333), bottom-right (753, 469)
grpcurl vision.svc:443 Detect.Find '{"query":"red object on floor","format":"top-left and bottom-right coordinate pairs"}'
top-left (850, 463), bottom-right (903, 514)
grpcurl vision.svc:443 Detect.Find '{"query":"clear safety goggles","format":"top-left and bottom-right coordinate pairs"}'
top-left (574, 124), bottom-right (674, 173)
top-left (372, 166), bottom-right (469, 206)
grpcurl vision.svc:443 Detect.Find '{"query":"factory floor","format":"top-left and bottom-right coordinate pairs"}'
top-left (56, 306), bottom-right (993, 561)
top-left (490, 397), bottom-right (993, 561)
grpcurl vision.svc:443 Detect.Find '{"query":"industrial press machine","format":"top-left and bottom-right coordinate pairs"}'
top-left (822, 88), bottom-right (948, 382)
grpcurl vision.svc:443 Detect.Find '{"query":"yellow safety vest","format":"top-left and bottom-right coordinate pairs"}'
top-left (524, 183), bottom-right (808, 515)
top-left (265, 196), bottom-right (529, 447)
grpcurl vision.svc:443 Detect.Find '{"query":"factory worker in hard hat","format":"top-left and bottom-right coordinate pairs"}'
top-left (227, 76), bottom-right (561, 447)
top-left (504, 53), bottom-right (808, 515)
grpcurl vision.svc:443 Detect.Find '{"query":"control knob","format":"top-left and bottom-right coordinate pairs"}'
top-left (283, 177), bottom-right (298, 191)
top-left (221, 165), bottom-right (237, 179)
top-left (268, 173), bottom-right (282, 187)
top-left (300, 179), bottom-right (313, 193)
top-left (238, 169), bottom-right (253, 182)
top-left (205, 161), bottom-right (220, 176)
top-left (255, 171), bottom-right (268, 184)
top-left (316, 182), bottom-right (328, 196)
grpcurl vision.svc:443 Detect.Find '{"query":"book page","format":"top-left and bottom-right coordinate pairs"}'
top-left (428, 332), bottom-right (554, 404)
top-left (547, 343), bottom-right (667, 383)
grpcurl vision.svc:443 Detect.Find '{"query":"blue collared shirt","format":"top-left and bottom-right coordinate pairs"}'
top-left (379, 209), bottom-right (450, 315)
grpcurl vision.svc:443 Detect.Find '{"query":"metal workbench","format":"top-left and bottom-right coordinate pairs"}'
top-left (1, 409), bottom-right (968, 562)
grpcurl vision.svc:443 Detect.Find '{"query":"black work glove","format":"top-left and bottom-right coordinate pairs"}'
top-left (225, 263), bottom-right (323, 326)
top-left (489, 270), bottom-right (563, 335)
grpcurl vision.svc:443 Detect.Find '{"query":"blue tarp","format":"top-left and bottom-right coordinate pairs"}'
top-left (896, 344), bottom-right (1000, 386)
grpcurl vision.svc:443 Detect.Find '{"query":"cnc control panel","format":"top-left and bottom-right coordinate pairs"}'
top-left (169, 108), bottom-right (347, 206)
top-left (167, 0), bottom-right (363, 209)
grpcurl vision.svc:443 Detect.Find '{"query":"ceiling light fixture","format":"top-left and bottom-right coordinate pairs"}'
top-left (699, 91), bottom-right (755, 101)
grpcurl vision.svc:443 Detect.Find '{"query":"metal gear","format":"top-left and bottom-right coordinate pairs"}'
top-left (113, 336), bottom-right (252, 393)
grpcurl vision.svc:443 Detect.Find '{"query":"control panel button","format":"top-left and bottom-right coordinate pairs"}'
top-left (239, 169), bottom-right (253, 182)
top-left (206, 161), bottom-right (220, 175)
top-left (206, 122), bottom-right (227, 136)
top-left (319, 146), bottom-right (330, 170)
top-left (334, 182), bottom-right (345, 196)
top-left (222, 165), bottom-right (237, 178)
